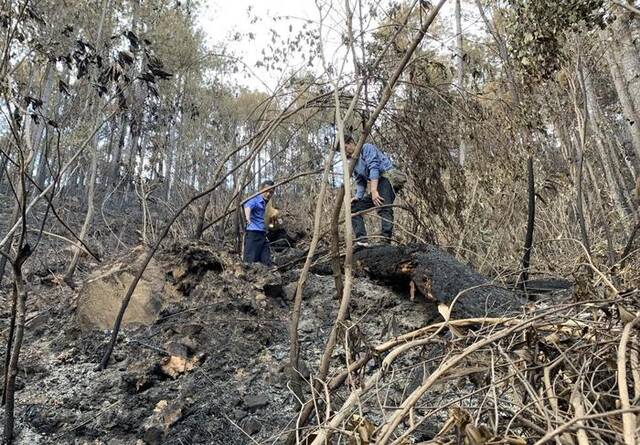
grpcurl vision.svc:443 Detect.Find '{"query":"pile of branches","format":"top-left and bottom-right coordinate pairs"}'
top-left (297, 289), bottom-right (640, 445)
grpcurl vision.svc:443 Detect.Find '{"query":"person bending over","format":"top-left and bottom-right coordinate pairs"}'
top-left (342, 136), bottom-right (395, 245)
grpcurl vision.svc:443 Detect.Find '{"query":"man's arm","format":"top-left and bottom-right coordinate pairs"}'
top-left (362, 144), bottom-right (381, 187)
top-left (243, 202), bottom-right (252, 225)
top-left (362, 145), bottom-right (384, 206)
top-left (370, 178), bottom-right (379, 195)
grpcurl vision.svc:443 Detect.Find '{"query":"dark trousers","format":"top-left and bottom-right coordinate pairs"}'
top-left (351, 176), bottom-right (396, 239)
top-left (244, 230), bottom-right (272, 266)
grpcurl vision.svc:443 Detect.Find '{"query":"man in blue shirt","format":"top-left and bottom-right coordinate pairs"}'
top-left (243, 180), bottom-right (275, 266)
top-left (342, 135), bottom-right (396, 245)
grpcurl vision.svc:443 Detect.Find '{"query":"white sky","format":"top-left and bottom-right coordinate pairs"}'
top-left (197, 0), bottom-right (322, 91)
top-left (197, 0), bottom-right (484, 92)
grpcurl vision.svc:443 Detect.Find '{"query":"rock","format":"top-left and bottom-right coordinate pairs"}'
top-left (267, 226), bottom-right (302, 253)
top-left (280, 269), bottom-right (301, 286)
top-left (298, 318), bottom-right (315, 333)
top-left (76, 247), bottom-right (166, 331)
top-left (143, 421), bottom-right (163, 444)
top-left (25, 403), bottom-right (67, 434)
top-left (159, 353), bottom-right (205, 379)
top-left (273, 247), bottom-right (318, 269)
top-left (163, 341), bottom-right (189, 358)
top-left (264, 282), bottom-right (283, 299)
top-left (243, 394), bottom-right (269, 412)
top-left (176, 336), bottom-right (198, 354)
top-left (164, 336), bottom-right (198, 358)
top-left (142, 400), bottom-right (183, 445)
top-left (283, 274), bottom-right (325, 302)
top-left (233, 409), bottom-right (248, 421)
top-left (122, 368), bottom-right (154, 394)
top-left (283, 283), bottom-right (296, 301)
top-left (253, 270), bottom-right (284, 299)
top-left (240, 417), bottom-right (262, 435)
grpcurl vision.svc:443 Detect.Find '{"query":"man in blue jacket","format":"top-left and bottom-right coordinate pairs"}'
top-left (243, 180), bottom-right (275, 266)
top-left (342, 136), bottom-right (395, 245)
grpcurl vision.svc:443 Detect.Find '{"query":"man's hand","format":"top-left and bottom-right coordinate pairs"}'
top-left (351, 196), bottom-right (359, 204)
top-left (372, 189), bottom-right (384, 207)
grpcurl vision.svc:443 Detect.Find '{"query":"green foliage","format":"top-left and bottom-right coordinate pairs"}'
top-left (505, 0), bottom-right (608, 79)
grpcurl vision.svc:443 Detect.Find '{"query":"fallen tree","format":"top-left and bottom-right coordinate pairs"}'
top-left (313, 243), bottom-right (524, 319)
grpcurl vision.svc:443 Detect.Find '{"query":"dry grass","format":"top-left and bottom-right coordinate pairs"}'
top-left (298, 278), bottom-right (640, 444)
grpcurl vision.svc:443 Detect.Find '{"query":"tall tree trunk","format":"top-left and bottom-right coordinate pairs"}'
top-left (575, 137), bottom-right (592, 255)
top-left (454, 0), bottom-right (467, 166)
top-left (606, 43), bottom-right (640, 165)
top-left (0, 148), bottom-right (8, 194)
top-left (1, 285), bottom-right (17, 406)
top-left (110, 112), bottom-right (128, 185)
top-left (288, 144), bottom-right (335, 402)
top-left (611, 9), bottom-right (640, 114)
top-left (2, 128), bottom-right (33, 442)
top-left (64, 134), bottom-right (99, 283)
top-left (3, 260), bottom-right (28, 445)
top-left (257, 152), bottom-right (262, 185)
top-left (164, 121), bottom-right (177, 201)
top-left (454, 0), bottom-right (464, 89)
top-left (0, 135), bottom-right (14, 194)
top-left (0, 114), bottom-right (38, 286)
top-left (63, 0), bottom-right (111, 283)
top-left (0, 204), bottom-right (20, 287)
top-left (193, 197), bottom-right (210, 240)
top-left (101, 119), bottom-right (116, 186)
top-left (32, 64), bottom-right (55, 188)
top-left (137, 132), bottom-right (146, 182)
top-left (584, 69), bottom-right (633, 227)
top-left (518, 156), bottom-right (535, 291)
top-left (123, 0), bottom-right (142, 206)
top-left (474, 0), bottom-right (520, 104)
top-left (585, 158), bottom-right (616, 264)
top-left (122, 117), bottom-right (140, 207)
top-left (574, 56), bottom-right (592, 255)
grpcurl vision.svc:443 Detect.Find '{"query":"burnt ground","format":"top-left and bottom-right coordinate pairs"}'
top-left (0, 194), bottom-right (566, 445)
top-left (0, 234), bottom-right (438, 445)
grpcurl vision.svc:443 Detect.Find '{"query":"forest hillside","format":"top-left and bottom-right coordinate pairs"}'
top-left (0, 1), bottom-right (639, 444)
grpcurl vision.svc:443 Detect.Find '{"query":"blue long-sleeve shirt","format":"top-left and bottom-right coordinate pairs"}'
top-left (244, 194), bottom-right (266, 232)
top-left (353, 143), bottom-right (393, 199)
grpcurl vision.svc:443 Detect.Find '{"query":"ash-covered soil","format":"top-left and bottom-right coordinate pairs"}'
top-left (0, 239), bottom-right (437, 445)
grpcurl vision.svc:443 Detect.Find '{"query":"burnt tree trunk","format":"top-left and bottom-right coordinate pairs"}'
top-left (315, 244), bottom-right (524, 319)
top-left (518, 156), bottom-right (535, 291)
top-left (3, 245), bottom-right (31, 444)
top-left (1, 285), bottom-right (17, 405)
